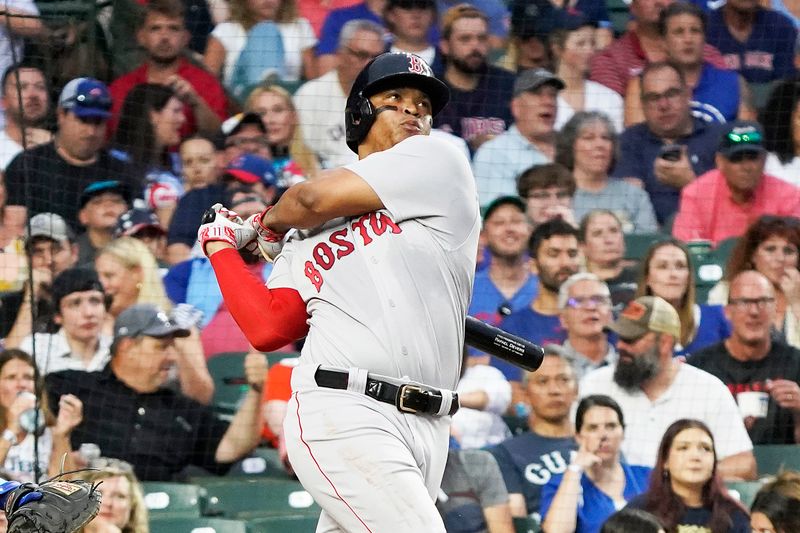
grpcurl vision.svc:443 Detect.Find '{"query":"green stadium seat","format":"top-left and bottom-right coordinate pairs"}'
top-left (149, 517), bottom-right (248, 533)
top-left (226, 447), bottom-right (291, 479)
top-left (142, 482), bottom-right (206, 519)
top-left (201, 478), bottom-right (320, 519)
top-left (726, 480), bottom-right (763, 508)
top-left (606, 0), bottom-right (630, 35)
top-left (513, 516), bottom-right (542, 533)
top-left (248, 514), bottom-right (319, 532)
top-left (624, 233), bottom-right (663, 262)
top-left (754, 444), bottom-right (800, 477)
top-left (207, 353), bottom-right (250, 417)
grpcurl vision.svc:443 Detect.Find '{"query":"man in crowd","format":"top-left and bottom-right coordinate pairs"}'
top-left (5, 77), bottom-right (136, 230)
top-left (490, 350), bottom-right (578, 521)
top-left (516, 163), bottom-right (577, 229)
top-left (109, 0), bottom-right (227, 138)
top-left (472, 69), bottom-right (562, 205)
top-left (76, 180), bottom-right (132, 265)
top-left (613, 62), bottom-right (719, 225)
top-left (0, 62), bottom-right (50, 171)
top-left (557, 273), bottom-right (617, 381)
top-left (385, 0), bottom-right (444, 73)
top-left (46, 304), bottom-right (265, 481)
top-left (689, 270), bottom-right (800, 444)
top-left (435, 4), bottom-right (515, 151)
top-left (315, 0), bottom-right (389, 75)
top-left (673, 121), bottom-right (800, 246)
top-left (295, 19), bottom-right (384, 170)
top-left (580, 295), bottom-right (757, 479)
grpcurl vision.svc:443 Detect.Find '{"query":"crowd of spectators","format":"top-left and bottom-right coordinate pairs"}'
top-left (0, 0), bottom-right (800, 529)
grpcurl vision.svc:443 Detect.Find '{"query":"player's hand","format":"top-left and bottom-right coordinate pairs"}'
top-left (52, 394), bottom-right (83, 437)
top-left (197, 203), bottom-right (257, 256)
top-left (245, 207), bottom-right (286, 261)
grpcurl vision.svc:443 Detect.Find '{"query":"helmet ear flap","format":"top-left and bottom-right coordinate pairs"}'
top-left (345, 94), bottom-right (376, 153)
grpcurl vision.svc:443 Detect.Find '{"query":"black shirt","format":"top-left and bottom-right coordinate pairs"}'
top-left (626, 495), bottom-right (751, 532)
top-left (167, 184), bottom-right (226, 247)
top-left (5, 142), bottom-right (139, 231)
top-left (45, 365), bottom-right (231, 481)
top-left (688, 340), bottom-right (800, 444)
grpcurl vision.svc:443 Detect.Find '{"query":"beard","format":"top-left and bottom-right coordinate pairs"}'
top-left (539, 267), bottom-right (577, 293)
top-left (450, 53), bottom-right (487, 75)
top-left (613, 344), bottom-right (661, 391)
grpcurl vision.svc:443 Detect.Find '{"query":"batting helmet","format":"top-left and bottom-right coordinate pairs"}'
top-left (344, 52), bottom-right (450, 153)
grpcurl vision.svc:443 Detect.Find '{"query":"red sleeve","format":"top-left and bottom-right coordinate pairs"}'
top-left (209, 248), bottom-right (309, 351)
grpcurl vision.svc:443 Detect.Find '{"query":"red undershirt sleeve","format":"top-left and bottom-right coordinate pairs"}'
top-left (209, 248), bottom-right (309, 351)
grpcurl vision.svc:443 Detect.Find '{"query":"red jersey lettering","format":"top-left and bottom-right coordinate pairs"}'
top-left (351, 214), bottom-right (374, 245)
top-left (313, 242), bottom-right (336, 270)
top-left (370, 212), bottom-right (402, 236)
top-left (330, 228), bottom-right (355, 259)
top-left (304, 261), bottom-right (323, 291)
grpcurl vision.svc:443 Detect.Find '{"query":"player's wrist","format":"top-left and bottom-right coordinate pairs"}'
top-left (253, 207), bottom-right (285, 242)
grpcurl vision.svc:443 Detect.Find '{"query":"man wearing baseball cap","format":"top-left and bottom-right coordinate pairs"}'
top-left (673, 120), bottom-right (800, 246)
top-left (45, 303), bottom-right (265, 481)
top-left (579, 296), bottom-right (756, 480)
top-left (472, 68), bottom-right (564, 206)
top-left (76, 180), bottom-right (132, 265)
top-left (5, 77), bottom-right (137, 230)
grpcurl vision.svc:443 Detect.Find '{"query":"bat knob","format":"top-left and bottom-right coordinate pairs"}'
top-left (200, 208), bottom-right (216, 225)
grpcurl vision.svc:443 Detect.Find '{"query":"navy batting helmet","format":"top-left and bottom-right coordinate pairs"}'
top-left (344, 52), bottom-right (450, 153)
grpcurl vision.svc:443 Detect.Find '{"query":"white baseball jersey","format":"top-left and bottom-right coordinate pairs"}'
top-left (268, 134), bottom-right (480, 390)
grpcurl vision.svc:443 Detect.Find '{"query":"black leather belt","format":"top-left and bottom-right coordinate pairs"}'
top-left (314, 368), bottom-right (459, 416)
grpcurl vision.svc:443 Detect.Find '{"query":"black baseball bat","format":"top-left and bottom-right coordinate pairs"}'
top-left (465, 315), bottom-right (545, 372)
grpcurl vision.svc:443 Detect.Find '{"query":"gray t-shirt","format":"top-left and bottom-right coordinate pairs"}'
top-left (573, 179), bottom-right (659, 233)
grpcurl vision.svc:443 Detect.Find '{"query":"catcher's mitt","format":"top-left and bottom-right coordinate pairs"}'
top-left (6, 479), bottom-right (101, 533)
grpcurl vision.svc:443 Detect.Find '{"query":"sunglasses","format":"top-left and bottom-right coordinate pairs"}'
top-left (726, 130), bottom-right (762, 144)
top-left (726, 150), bottom-right (762, 163)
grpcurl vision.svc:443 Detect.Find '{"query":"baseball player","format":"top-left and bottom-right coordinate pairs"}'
top-left (199, 52), bottom-right (480, 531)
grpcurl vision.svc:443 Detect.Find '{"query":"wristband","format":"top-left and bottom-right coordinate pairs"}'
top-left (2, 429), bottom-right (17, 446)
top-left (567, 463), bottom-right (583, 474)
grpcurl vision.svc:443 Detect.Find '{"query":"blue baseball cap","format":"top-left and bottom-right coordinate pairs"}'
top-left (58, 77), bottom-right (112, 119)
top-left (223, 154), bottom-right (276, 187)
top-left (79, 180), bottom-right (132, 208)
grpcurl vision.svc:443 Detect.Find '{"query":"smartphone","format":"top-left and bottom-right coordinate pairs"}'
top-left (659, 144), bottom-right (682, 162)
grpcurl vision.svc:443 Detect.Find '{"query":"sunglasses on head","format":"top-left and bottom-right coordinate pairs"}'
top-left (726, 131), bottom-right (762, 144)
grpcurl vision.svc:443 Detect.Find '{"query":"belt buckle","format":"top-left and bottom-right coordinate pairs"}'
top-left (396, 384), bottom-right (424, 414)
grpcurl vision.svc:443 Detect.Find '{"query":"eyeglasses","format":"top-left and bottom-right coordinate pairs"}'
top-left (728, 297), bottom-right (775, 310)
top-left (527, 190), bottom-right (571, 201)
top-left (727, 150), bottom-right (763, 163)
top-left (224, 136), bottom-right (270, 149)
top-left (566, 295), bottom-right (611, 309)
top-left (641, 87), bottom-right (683, 105)
top-left (344, 46), bottom-right (379, 62)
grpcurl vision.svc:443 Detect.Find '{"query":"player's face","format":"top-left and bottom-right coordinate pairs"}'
top-left (725, 272), bottom-right (775, 346)
top-left (641, 67), bottom-right (690, 138)
top-left (573, 119), bottom-right (613, 176)
top-left (526, 355), bottom-right (577, 423)
top-left (665, 13), bottom-right (705, 67)
top-left (645, 244), bottom-right (689, 307)
top-left (97, 475), bottom-right (133, 529)
top-left (0, 358), bottom-right (35, 410)
top-left (150, 96), bottom-right (186, 148)
top-left (180, 138), bottom-right (219, 190)
top-left (363, 87), bottom-right (433, 152)
top-left (3, 68), bottom-right (48, 125)
top-left (512, 86), bottom-right (559, 139)
top-left (665, 428), bottom-right (715, 491)
top-left (56, 290), bottom-right (106, 345)
top-left (576, 406), bottom-right (624, 463)
top-left (559, 26), bottom-right (596, 75)
top-left (95, 253), bottom-right (143, 317)
top-left (581, 213), bottom-right (624, 267)
top-left (137, 13), bottom-right (188, 64)
top-left (249, 91), bottom-right (296, 146)
top-left (751, 235), bottom-right (799, 286)
top-left (533, 235), bottom-right (581, 293)
top-left (482, 204), bottom-right (531, 261)
top-left (441, 16), bottom-right (489, 74)
top-left (560, 280), bottom-right (612, 338)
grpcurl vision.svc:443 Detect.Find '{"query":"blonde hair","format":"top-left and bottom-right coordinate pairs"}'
top-left (97, 237), bottom-right (171, 314)
top-left (244, 84), bottom-right (320, 178)
top-left (230, 0), bottom-right (297, 29)
top-left (761, 470), bottom-right (800, 500)
top-left (78, 459), bottom-right (149, 533)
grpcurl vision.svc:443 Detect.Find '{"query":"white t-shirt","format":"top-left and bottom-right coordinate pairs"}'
top-left (765, 151), bottom-right (800, 187)
top-left (211, 18), bottom-right (316, 84)
top-left (269, 135), bottom-right (480, 389)
top-left (0, 129), bottom-right (22, 170)
top-left (555, 80), bottom-right (624, 133)
top-left (20, 330), bottom-right (112, 375)
top-left (293, 69), bottom-right (357, 169)
top-left (579, 363), bottom-right (753, 466)
top-left (4, 428), bottom-right (52, 482)
top-left (451, 364), bottom-right (512, 449)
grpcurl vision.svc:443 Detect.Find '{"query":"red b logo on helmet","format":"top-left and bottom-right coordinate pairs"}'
top-left (407, 54), bottom-right (427, 75)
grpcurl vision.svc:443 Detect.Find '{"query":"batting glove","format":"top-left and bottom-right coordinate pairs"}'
top-left (197, 203), bottom-right (257, 256)
top-left (244, 206), bottom-right (286, 261)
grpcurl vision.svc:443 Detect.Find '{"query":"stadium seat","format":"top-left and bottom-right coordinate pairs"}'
top-left (142, 482), bottom-right (206, 518)
top-left (201, 478), bottom-right (320, 519)
top-left (726, 480), bottom-right (763, 508)
top-left (225, 447), bottom-right (291, 479)
top-left (207, 353), bottom-right (250, 417)
top-left (513, 516), bottom-right (542, 533)
top-left (248, 514), bottom-right (319, 532)
top-left (149, 517), bottom-right (248, 533)
top-left (606, 0), bottom-right (630, 35)
top-left (624, 233), bottom-right (663, 262)
top-left (754, 444), bottom-right (800, 477)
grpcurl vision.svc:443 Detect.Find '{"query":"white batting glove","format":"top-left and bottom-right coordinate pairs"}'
top-left (244, 207), bottom-right (286, 261)
top-left (197, 203), bottom-right (257, 256)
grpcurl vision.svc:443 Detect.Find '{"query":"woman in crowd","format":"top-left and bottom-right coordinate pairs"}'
top-left (556, 112), bottom-right (658, 234)
top-left (626, 419), bottom-right (750, 532)
top-left (179, 135), bottom-right (221, 193)
top-left (243, 84), bottom-right (318, 187)
top-left (203, 0), bottom-right (316, 87)
top-left (708, 216), bottom-right (800, 348)
top-left (111, 84), bottom-right (186, 227)
top-left (551, 22), bottom-right (622, 132)
top-left (541, 395), bottom-right (651, 533)
top-left (636, 239), bottom-right (730, 355)
top-left (762, 80), bottom-right (800, 185)
top-left (579, 210), bottom-right (639, 307)
top-left (0, 349), bottom-right (82, 482)
top-left (80, 458), bottom-right (149, 533)
top-left (750, 489), bottom-right (800, 533)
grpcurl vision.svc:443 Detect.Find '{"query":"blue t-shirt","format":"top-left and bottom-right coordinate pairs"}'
top-left (490, 432), bottom-right (577, 522)
top-left (540, 464), bottom-right (652, 533)
top-left (468, 269), bottom-right (539, 328)
top-left (167, 184), bottom-right (226, 247)
top-left (706, 7), bottom-right (797, 83)
top-left (626, 494), bottom-right (751, 532)
top-left (438, 0), bottom-right (510, 37)
top-left (613, 118), bottom-right (720, 224)
top-left (681, 304), bottom-right (731, 356)
top-left (498, 308), bottom-right (566, 381)
top-left (692, 63), bottom-right (740, 124)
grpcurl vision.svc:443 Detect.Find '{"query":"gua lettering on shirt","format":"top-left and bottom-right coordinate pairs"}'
top-left (304, 211), bottom-right (402, 291)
